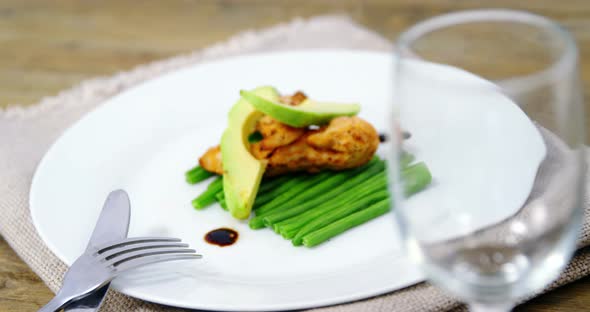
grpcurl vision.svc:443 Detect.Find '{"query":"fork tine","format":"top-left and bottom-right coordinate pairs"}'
top-left (99, 242), bottom-right (189, 260)
top-left (104, 248), bottom-right (199, 267)
top-left (96, 237), bottom-right (182, 254)
top-left (110, 253), bottom-right (202, 273)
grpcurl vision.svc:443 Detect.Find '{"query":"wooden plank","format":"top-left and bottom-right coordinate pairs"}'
top-left (1, 1), bottom-right (589, 311)
top-left (0, 237), bottom-right (53, 311)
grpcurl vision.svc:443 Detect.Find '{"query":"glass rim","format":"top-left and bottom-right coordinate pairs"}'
top-left (395, 9), bottom-right (578, 92)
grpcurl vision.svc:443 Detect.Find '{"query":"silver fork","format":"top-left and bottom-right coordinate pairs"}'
top-left (39, 237), bottom-right (201, 312)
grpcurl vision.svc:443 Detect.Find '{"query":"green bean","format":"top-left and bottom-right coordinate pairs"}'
top-left (302, 198), bottom-right (391, 247)
top-left (185, 165), bottom-right (214, 184)
top-left (192, 190), bottom-right (223, 210)
top-left (219, 197), bottom-right (228, 210)
top-left (269, 168), bottom-right (387, 231)
top-left (248, 175), bottom-right (320, 229)
top-left (274, 171), bottom-right (386, 235)
top-left (402, 162), bottom-right (432, 196)
top-left (215, 190), bottom-right (224, 202)
top-left (213, 189), bottom-right (228, 210)
top-left (254, 171), bottom-right (333, 216)
top-left (274, 175), bottom-right (386, 236)
top-left (254, 157), bottom-right (378, 210)
top-left (277, 162), bottom-right (432, 236)
top-left (276, 174), bottom-right (388, 238)
top-left (258, 175), bottom-right (291, 194)
top-left (255, 159), bottom-right (385, 228)
top-left (207, 176), bottom-right (223, 191)
top-left (280, 227), bottom-right (300, 239)
top-left (292, 190), bottom-right (389, 245)
top-left (298, 162), bottom-right (432, 247)
top-left (191, 176), bottom-right (223, 209)
top-left (188, 151), bottom-right (432, 247)
top-left (255, 158), bottom-right (380, 217)
top-left (253, 174), bottom-right (309, 208)
top-left (400, 151), bottom-right (415, 168)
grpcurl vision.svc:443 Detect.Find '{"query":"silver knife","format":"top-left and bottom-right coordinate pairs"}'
top-left (63, 190), bottom-right (131, 312)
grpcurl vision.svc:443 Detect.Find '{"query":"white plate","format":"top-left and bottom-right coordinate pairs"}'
top-left (30, 51), bottom-right (545, 311)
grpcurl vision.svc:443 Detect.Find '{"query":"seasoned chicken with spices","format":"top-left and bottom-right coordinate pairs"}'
top-left (199, 110), bottom-right (379, 176)
top-left (265, 116), bottom-right (378, 175)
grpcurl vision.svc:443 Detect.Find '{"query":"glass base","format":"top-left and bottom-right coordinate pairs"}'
top-left (469, 302), bottom-right (514, 312)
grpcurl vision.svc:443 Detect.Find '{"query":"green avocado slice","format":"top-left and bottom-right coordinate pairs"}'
top-left (221, 86), bottom-right (279, 219)
top-left (240, 89), bottom-right (360, 128)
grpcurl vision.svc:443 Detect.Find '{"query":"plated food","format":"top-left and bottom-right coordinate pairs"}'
top-left (30, 51), bottom-right (547, 310)
top-left (186, 86), bottom-right (432, 247)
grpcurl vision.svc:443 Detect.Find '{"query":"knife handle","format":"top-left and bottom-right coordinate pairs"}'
top-left (62, 285), bottom-right (109, 312)
top-left (38, 290), bottom-right (74, 312)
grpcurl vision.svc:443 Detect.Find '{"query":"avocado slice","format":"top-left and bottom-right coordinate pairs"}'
top-left (240, 89), bottom-right (360, 127)
top-left (221, 86), bottom-right (279, 219)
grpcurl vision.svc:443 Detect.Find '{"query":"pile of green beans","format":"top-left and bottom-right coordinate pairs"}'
top-left (186, 155), bottom-right (432, 247)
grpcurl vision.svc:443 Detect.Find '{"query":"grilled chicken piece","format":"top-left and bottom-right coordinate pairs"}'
top-left (279, 91), bottom-right (307, 106)
top-left (252, 115), bottom-right (306, 152)
top-left (199, 146), bottom-right (223, 175)
top-left (257, 92), bottom-right (307, 151)
top-left (198, 116), bottom-right (379, 177)
top-left (199, 91), bottom-right (308, 172)
top-left (264, 116), bottom-right (379, 176)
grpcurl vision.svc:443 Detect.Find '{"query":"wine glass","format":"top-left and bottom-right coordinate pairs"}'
top-left (390, 9), bottom-right (584, 311)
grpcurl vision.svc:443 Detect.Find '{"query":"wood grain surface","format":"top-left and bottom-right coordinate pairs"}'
top-left (1, 1), bottom-right (589, 311)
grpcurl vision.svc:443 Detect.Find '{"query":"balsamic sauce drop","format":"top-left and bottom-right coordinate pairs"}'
top-left (378, 131), bottom-right (411, 143)
top-left (204, 228), bottom-right (238, 247)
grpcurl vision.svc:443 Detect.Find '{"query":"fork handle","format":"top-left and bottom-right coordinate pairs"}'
top-left (38, 291), bottom-right (73, 312)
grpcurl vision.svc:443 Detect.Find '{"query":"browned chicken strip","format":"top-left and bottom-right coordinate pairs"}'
top-left (264, 116), bottom-right (379, 176)
top-left (254, 115), bottom-right (306, 151)
top-left (198, 116), bottom-right (379, 177)
top-left (199, 146), bottom-right (223, 175)
top-left (279, 91), bottom-right (307, 106)
top-left (200, 91), bottom-right (308, 172)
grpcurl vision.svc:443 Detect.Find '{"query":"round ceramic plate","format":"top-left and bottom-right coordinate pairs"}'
top-left (30, 51), bottom-right (545, 311)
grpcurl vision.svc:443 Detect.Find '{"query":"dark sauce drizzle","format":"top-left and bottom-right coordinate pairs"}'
top-left (378, 131), bottom-right (411, 143)
top-left (205, 228), bottom-right (238, 247)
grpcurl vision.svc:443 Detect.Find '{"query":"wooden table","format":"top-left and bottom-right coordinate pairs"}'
top-left (1, 1), bottom-right (589, 311)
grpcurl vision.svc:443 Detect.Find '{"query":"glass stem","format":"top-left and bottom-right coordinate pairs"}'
top-left (468, 302), bottom-right (514, 312)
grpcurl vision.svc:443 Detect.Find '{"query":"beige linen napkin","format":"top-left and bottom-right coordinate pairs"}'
top-left (1, 16), bottom-right (589, 312)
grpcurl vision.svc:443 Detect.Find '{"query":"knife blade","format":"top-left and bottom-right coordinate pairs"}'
top-left (63, 190), bottom-right (131, 312)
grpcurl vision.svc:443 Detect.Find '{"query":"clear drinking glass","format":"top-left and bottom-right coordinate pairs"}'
top-left (390, 10), bottom-right (584, 311)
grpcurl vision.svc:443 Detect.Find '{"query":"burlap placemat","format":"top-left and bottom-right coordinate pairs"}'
top-left (1, 16), bottom-right (589, 312)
